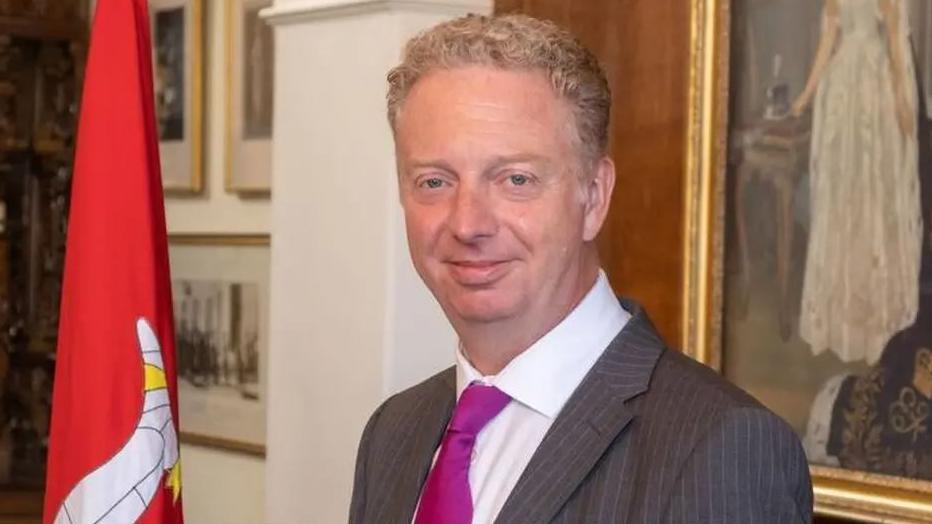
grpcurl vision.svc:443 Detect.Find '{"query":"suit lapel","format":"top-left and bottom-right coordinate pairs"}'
top-left (494, 300), bottom-right (666, 524)
top-left (383, 370), bottom-right (456, 523)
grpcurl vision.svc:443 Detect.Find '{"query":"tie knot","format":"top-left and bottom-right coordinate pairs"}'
top-left (448, 383), bottom-right (511, 436)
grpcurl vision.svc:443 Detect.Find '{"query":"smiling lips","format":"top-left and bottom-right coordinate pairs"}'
top-left (446, 259), bottom-right (512, 285)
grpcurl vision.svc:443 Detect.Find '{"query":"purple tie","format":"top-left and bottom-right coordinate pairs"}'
top-left (414, 383), bottom-right (512, 524)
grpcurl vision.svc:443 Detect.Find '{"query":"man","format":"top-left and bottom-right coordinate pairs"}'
top-left (350, 14), bottom-right (813, 524)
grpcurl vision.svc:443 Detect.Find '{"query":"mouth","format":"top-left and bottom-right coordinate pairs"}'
top-left (445, 259), bottom-right (512, 286)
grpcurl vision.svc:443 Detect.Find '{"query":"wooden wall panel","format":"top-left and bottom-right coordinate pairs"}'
top-left (496, 0), bottom-right (689, 346)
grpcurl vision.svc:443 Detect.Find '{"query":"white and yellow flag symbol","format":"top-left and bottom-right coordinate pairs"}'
top-left (53, 319), bottom-right (182, 524)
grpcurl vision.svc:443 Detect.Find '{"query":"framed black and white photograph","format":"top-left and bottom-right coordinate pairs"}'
top-left (168, 234), bottom-right (269, 455)
top-left (151, 0), bottom-right (203, 193)
top-left (225, 0), bottom-right (273, 194)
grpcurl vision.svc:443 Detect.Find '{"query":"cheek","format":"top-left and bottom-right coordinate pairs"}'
top-left (404, 206), bottom-right (444, 258)
top-left (533, 193), bottom-right (583, 233)
top-left (504, 199), bottom-right (578, 256)
top-left (500, 204), bottom-right (537, 250)
top-left (532, 196), bottom-right (586, 260)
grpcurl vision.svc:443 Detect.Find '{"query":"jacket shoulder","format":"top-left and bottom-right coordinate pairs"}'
top-left (628, 347), bottom-right (793, 469)
top-left (365, 366), bottom-right (455, 440)
top-left (645, 352), bottom-right (813, 520)
top-left (649, 348), bottom-right (763, 411)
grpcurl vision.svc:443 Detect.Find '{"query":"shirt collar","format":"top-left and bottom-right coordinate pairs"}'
top-left (455, 270), bottom-right (630, 419)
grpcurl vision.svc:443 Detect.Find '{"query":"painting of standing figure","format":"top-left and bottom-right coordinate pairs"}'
top-left (718, 0), bottom-right (932, 488)
top-left (793, 0), bottom-right (921, 368)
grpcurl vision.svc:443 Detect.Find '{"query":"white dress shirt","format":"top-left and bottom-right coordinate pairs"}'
top-left (415, 270), bottom-right (630, 524)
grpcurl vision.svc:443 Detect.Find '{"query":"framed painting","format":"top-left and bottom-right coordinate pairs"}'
top-left (167, 234), bottom-right (269, 456)
top-left (684, 0), bottom-right (932, 520)
top-left (151, 0), bottom-right (203, 194)
top-left (225, 0), bottom-right (274, 195)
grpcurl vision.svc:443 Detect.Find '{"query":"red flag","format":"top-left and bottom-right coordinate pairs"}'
top-left (43, 0), bottom-right (184, 522)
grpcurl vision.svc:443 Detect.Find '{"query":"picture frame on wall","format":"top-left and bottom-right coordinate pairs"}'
top-left (150, 0), bottom-right (203, 194)
top-left (684, 0), bottom-right (932, 520)
top-left (225, 0), bottom-right (274, 195)
top-left (168, 234), bottom-right (269, 456)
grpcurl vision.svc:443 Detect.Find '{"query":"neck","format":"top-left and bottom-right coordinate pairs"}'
top-left (456, 258), bottom-right (600, 376)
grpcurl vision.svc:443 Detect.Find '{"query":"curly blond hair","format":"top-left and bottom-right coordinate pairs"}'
top-left (386, 14), bottom-right (611, 164)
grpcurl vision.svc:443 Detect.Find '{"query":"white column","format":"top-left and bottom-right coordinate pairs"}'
top-left (263, 1), bottom-right (491, 522)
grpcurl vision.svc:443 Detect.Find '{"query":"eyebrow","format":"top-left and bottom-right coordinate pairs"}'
top-left (406, 153), bottom-right (549, 174)
top-left (406, 159), bottom-right (457, 173)
top-left (486, 153), bottom-right (548, 169)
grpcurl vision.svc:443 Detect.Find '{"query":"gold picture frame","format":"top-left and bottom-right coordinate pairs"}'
top-left (168, 233), bottom-right (270, 457)
top-left (684, 0), bottom-right (932, 521)
top-left (150, 0), bottom-right (204, 194)
top-left (224, 0), bottom-right (273, 195)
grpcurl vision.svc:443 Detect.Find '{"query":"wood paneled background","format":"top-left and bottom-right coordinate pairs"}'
top-left (494, 2), bottom-right (852, 522)
top-left (496, 0), bottom-right (689, 347)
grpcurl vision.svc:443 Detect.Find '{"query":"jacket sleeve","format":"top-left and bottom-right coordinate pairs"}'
top-left (661, 406), bottom-right (814, 523)
top-left (348, 400), bottom-right (389, 524)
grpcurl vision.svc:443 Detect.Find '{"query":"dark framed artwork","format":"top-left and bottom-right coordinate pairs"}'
top-left (151, 0), bottom-right (203, 193)
top-left (684, 0), bottom-right (932, 520)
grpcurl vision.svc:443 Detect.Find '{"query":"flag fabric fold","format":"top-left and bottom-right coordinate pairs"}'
top-left (43, 0), bottom-right (184, 522)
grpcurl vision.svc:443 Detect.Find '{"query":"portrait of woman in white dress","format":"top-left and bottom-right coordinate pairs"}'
top-left (721, 0), bottom-right (932, 482)
top-left (792, 0), bottom-right (922, 365)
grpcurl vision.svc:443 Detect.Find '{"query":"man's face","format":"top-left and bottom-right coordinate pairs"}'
top-left (394, 66), bottom-right (612, 327)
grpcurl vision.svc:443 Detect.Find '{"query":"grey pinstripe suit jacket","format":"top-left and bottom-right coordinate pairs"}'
top-left (349, 300), bottom-right (814, 523)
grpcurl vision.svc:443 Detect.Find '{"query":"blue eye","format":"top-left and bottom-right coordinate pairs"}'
top-left (509, 174), bottom-right (530, 186)
top-left (422, 178), bottom-right (444, 189)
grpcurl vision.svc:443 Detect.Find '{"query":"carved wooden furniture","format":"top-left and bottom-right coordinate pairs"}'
top-left (0, 0), bottom-right (86, 515)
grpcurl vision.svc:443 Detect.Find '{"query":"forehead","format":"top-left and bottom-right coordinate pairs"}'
top-left (403, 66), bottom-right (560, 115)
top-left (394, 66), bottom-right (575, 157)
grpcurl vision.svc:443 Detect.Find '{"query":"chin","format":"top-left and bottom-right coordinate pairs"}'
top-left (444, 291), bottom-right (523, 324)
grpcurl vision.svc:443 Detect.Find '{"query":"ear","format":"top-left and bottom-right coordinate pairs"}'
top-left (582, 156), bottom-right (616, 242)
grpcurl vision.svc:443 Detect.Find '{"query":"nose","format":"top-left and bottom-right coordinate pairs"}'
top-left (448, 183), bottom-right (498, 243)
